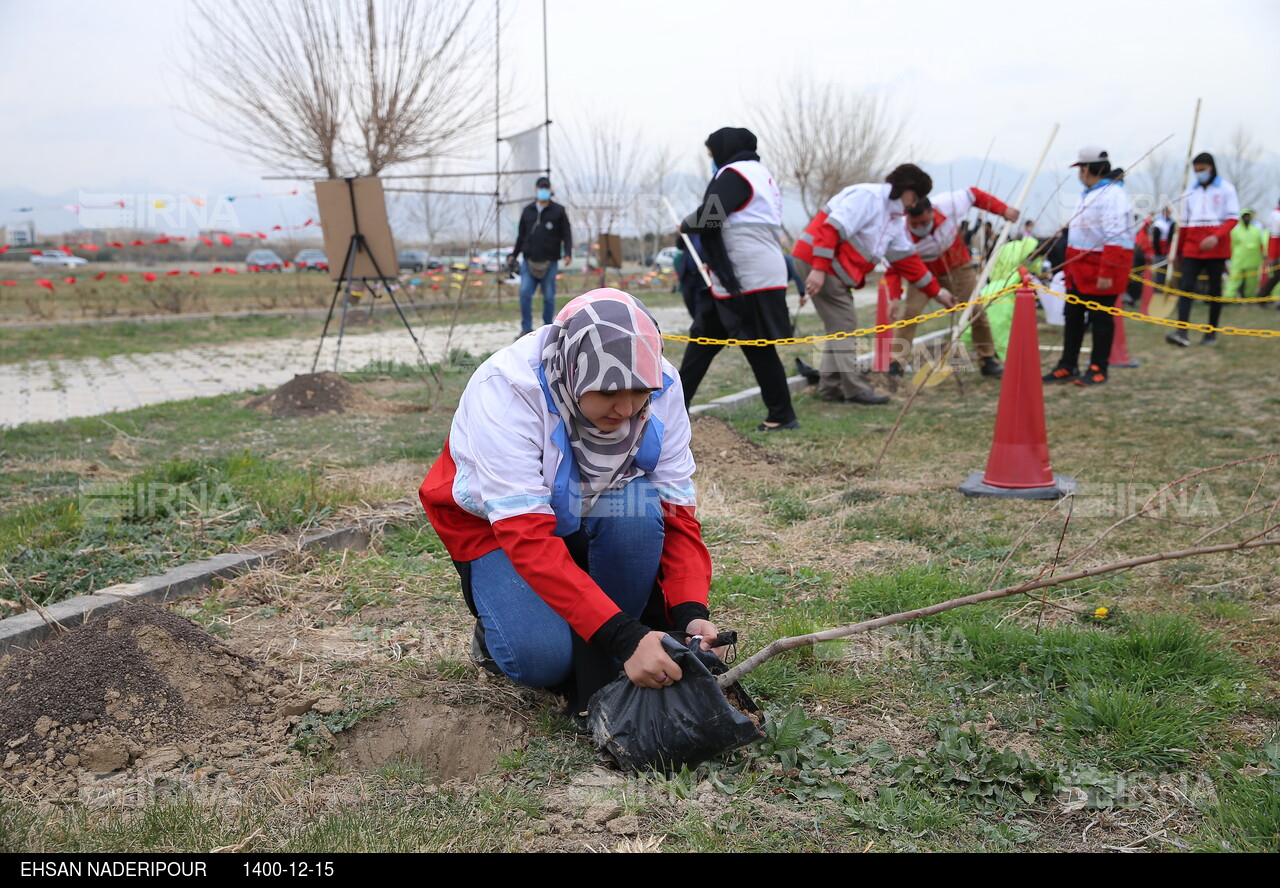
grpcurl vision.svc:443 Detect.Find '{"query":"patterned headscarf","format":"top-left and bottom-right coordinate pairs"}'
top-left (541, 289), bottom-right (664, 509)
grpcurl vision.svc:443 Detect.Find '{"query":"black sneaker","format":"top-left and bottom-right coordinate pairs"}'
top-left (1165, 331), bottom-right (1190, 347)
top-left (471, 620), bottom-right (501, 676)
top-left (1198, 333), bottom-right (1218, 346)
top-left (980, 356), bottom-right (1004, 378)
top-left (1042, 366), bottom-right (1078, 383)
top-left (1074, 364), bottom-right (1107, 386)
top-left (756, 419), bottom-right (800, 431)
top-left (887, 361), bottom-right (905, 378)
top-left (848, 391), bottom-right (891, 405)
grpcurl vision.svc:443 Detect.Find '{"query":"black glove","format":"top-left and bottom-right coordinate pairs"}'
top-left (506, 256), bottom-right (520, 275)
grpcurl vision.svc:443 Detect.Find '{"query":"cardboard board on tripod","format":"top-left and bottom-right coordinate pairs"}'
top-left (314, 178), bottom-right (398, 282)
top-left (598, 233), bottom-right (623, 270)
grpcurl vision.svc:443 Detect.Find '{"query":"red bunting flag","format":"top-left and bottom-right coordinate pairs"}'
top-left (30, 250), bottom-right (43, 256)
top-left (225, 268), bottom-right (238, 275)
top-left (63, 276), bottom-right (77, 284)
top-left (151, 237), bottom-right (170, 245)
top-left (82, 244), bottom-right (99, 251)
top-left (188, 270), bottom-right (201, 276)
top-left (142, 272), bottom-right (157, 282)
top-left (199, 237), bottom-right (213, 246)
top-left (164, 270), bottom-right (181, 276)
top-left (35, 279), bottom-right (55, 291)
top-left (131, 239), bottom-right (146, 246)
top-left (219, 235), bottom-right (234, 247)
top-left (60, 246), bottom-right (73, 255)
top-left (118, 274), bottom-right (129, 283)
top-left (2, 280), bottom-right (17, 286)
top-left (94, 271), bottom-right (107, 280)
top-left (211, 267), bottom-right (223, 273)
top-left (256, 232), bottom-right (267, 239)
top-left (0, 245), bottom-right (9, 255)
top-left (108, 242), bottom-right (124, 248)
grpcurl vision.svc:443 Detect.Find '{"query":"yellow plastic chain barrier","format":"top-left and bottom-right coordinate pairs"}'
top-left (1033, 281), bottom-right (1280, 339)
top-left (659, 284), bottom-right (1021, 346)
top-left (1132, 269), bottom-right (1280, 304)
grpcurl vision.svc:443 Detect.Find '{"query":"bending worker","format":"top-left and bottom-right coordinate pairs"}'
top-left (419, 289), bottom-right (723, 716)
top-left (791, 164), bottom-right (950, 404)
top-left (896, 186), bottom-right (1020, 378)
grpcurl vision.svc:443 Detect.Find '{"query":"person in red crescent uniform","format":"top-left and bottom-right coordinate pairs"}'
top-left (1165, 152), bottom-right (1239, 347)
top-left (419, 289), bottom-right (724, 717)
top-left (895, 187), bottom-right (1021, 377)
top-left (791, 164), bottom-right (950, 404)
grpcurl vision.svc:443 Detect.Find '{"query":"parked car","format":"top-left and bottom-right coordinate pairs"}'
top-left (472, 248), bottom-right (515, 273)
top-left (650, 246), bottom-right (680, 272)
top-left (245, 249), bottom-right (285, 272)
top-left (294, 249), bottom-right (328, 273)
top-left (397, 249), bottom-right (433, 272)
top-left (29, 251), bottom-right (89, 268)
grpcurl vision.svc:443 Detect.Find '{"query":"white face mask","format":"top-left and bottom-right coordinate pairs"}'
top-left (909, 222), bottom-right (934, 237)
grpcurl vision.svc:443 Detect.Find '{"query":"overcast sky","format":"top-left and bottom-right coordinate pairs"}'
top-left (2, 0), bottom-right (1278, 232)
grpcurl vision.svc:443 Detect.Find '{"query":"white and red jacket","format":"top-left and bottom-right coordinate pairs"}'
top-left (909, 187), bottom-right (1009, 277)
top-left (793, 183), bottom-right (941, 298)
top-left (419, 328), bottom-right (711, 644)
top-left (1151, 215), bottom-right (1175, 256)
top-left (1065, 177), bottom-right (1133, 296)
top-left (1177, 175), bottom-right (1239, 260)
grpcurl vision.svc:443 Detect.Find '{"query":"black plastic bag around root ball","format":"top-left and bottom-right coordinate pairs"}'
top-left (586, 635), bottom-right (765, 773)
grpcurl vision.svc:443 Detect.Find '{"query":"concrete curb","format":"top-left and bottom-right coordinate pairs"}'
top-left (689, 328), bottom-right (950, 416)
top-left (0, 502), bottom-right (421, 658)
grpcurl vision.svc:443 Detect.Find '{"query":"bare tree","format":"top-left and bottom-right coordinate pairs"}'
top-left (752, 75), bottom-right (910, 219)
top-left (184, 0), bottom-right (497, 178)
top-left (554, 115), bottom-right (648, 268)
top-left (1220, 126), bottom-right (1265, 210)
top-left (640, 144), bottom-right (678, 264)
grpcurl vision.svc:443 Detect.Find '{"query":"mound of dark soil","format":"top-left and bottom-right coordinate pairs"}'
top-left (0, 601), bottom-right (317, 800)
top-left (245, 371), bottom-right (425, 417)
top-left (689, 415), bottom-right (789, 484)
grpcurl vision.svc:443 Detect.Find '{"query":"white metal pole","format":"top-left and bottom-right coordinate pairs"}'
top-left (662, 196), bottom-right (714, 289)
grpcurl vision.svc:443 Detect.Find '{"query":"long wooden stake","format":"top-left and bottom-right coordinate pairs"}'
top-left (949, 123), bottom-right (1059, 347)
top-left (717, 531), bottom-right (1279, 688)
top-left (1164, 98), bottom-right (1202, 275)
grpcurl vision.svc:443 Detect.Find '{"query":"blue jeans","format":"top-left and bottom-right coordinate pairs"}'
top-left (469, 476), bottom-right (665, 688)
top-left (519, 259), bottom-right (559, 332)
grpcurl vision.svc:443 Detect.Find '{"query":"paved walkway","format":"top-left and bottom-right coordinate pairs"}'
top-left (0, 306), bottom-right (697, 427)
top-left (1, 290), bottom-right (887, 428)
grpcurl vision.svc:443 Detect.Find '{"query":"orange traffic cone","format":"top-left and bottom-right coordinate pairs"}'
top-left (960, 284), bottom-right (1077, 499)
top-left (1109, 314), bottom-right (1139, 368)
top-left (873, 278), bottom-right (892, 372)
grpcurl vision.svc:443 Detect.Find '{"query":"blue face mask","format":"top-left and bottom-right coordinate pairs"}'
top-left (1195, 169), bottom-right (1212, 186)
top-left (710, 161), bottom-right (719, 177)
top-left (536, 188), bottom-right (551, 202)
top-left (909, 223), bottom-right (934, 237)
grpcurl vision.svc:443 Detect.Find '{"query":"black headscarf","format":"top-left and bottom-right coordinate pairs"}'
top-left (705, 127), bottom-right (759, 168)
top-left (699, 128), bottom-right (761, 297)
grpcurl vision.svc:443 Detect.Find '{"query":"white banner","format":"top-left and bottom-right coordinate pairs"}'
top-left (500, 124), bottom-right (545, 230)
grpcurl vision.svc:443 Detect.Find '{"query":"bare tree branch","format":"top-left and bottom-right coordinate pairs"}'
top-left (718, 530), bottom-right (1280, 688)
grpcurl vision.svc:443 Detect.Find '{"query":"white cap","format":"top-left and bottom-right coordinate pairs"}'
top-left (1070, 146), bottom-right (1109, 167)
